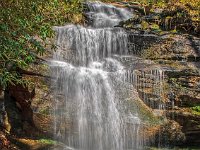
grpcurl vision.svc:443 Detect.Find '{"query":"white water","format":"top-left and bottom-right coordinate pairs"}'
top-left (53, 25), bottom-right (129, 66)
top-left (51, 2), bottom-right (143, 150)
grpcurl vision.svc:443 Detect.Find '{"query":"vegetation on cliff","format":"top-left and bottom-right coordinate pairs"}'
top-left (0, 0), bottom-right (83, 88)
top-left (116, 0), bottom-right (199, 36)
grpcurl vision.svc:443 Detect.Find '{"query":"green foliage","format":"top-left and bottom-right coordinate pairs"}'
top-left (192, 106), bottom-right (200, 112)
top-left (191, 105), bottom-right (200, 115)
top-left (39, 107), bottom-right (50, 115)
top-left (0, 0), bottom-right (83, 88)
top-left (38, 138), bottom-right (57, 145)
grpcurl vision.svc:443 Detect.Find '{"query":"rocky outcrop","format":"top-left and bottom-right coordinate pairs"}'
top-left (8, 84), bottom-right (35, 124)
top-left (155, 120), bottom-right (186, 147)
top-left (127, 33), bottom-right (200, 61)
top-left (3, 84), bottom-right (35, 135)
top-left (167, 110), bottom-right (200, 146)
top-left (118, 1), bottom-right (200, 37)
top-left (116, 2), bottom-right (200, 147)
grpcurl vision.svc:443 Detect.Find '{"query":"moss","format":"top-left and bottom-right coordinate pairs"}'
top-left (39, 107), bottom-right (50, 115)
top-left (141, 20), bottom-right (150, 29)
top-left (128, 98), bottom-right (162, 126)
top-left (191, 105), bottom-right (200, 115)
top-left (38, 139), bottom-right (57, 145)
top-left (150, 23), bottom-right (161, 31)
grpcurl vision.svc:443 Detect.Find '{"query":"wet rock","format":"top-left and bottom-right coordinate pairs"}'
top-left (123, 16), bottom-right (200, 147)
top-left (4, 91), bottom-right (23, 135)
top-left (164, 68), bottom-right (200, 108)
top-left (155, 120), bottom-right (186, 147)
top-left (33, 113), bottom-right (53, 136)
top-left (167, 68), bottom-right (199, 76)
top-left (167, 110), bottom-right (200, 146)
top-left (3, 84), bottom-right (36, 135)
top-left (0, 90), bottom-right (7, 131)
top-left (8, 84), bottom-right (35, 125)
top-left (0, 131), bottom-right (9, 149)
top-left (127, 33), bottom-right (160, 55)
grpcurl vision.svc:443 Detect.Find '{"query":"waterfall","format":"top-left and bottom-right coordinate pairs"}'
top-left (51, 2), bottom-right (143, 150)
top-left (54, 25), bottom-right (129, 66)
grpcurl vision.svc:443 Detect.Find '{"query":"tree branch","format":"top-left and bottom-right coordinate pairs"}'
top-left (17, 68), bottom-right (51, 78)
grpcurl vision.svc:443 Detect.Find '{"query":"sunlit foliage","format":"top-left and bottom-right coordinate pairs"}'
top-left (0, 0), bottom-right (83, 87)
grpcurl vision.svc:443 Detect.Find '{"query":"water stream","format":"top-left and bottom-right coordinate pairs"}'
top-left (51, 2), bottom-right (153, 150)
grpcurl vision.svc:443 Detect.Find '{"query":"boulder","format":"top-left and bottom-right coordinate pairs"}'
top-left (154, 120), bottom-right (186, 147)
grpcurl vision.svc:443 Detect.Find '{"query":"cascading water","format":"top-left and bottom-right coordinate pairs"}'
top-left (53, 25), bottom-right (129, 66)
top-left (51, 2), bottom-right (144, 150)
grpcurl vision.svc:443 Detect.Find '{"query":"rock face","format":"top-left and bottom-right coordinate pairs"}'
top-left (167, 110), bottom-right (200, 146)
top-left (118, 3), bottom-right (200, 147)
top-left (8, 84), bottom-right (35, 124)
top-left (120, 39), bottom-right (200, 146)
top-left (0, 90), bottom-right (6, 129)
top-left (155, 120), bottom-right (186, 147)
top-left (127, 33), bottom-right (200, 61)
top-left (4, 91), bottom-right (23, 134)
top-left (4, 84), bottom-right (35, 134)
top-left (127, 33), bottom-right (200, 146)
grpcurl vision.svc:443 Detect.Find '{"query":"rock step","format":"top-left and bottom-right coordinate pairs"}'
top-left (185, 130), bottom-right (200, 135)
